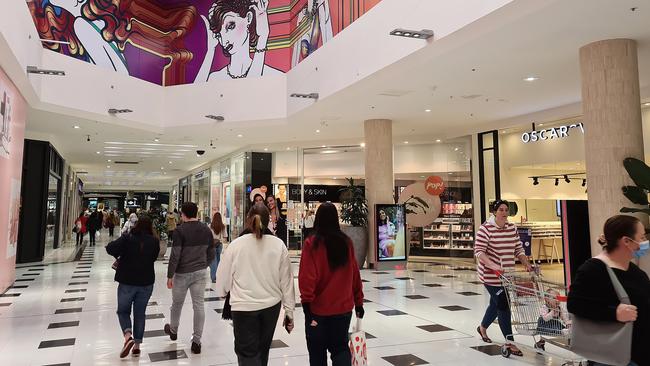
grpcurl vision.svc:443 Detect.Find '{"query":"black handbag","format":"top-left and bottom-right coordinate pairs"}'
top-left (222, 292), bottom-right (232, 320)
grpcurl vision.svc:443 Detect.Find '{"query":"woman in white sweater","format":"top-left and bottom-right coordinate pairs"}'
top-left (216, 204), bottom-right (295, 365)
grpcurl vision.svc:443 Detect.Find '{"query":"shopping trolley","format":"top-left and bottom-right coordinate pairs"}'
top-left (493, 268), bottom-right (586, 365)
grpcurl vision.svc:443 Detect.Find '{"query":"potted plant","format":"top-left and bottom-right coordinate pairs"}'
top-left (621, 157), bottom-right (650, 214)
top-left (339, 178), bottom-right (369, 268)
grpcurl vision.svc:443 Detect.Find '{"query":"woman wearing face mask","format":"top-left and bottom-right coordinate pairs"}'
top-left (567, 215), bottom-right (650, 366)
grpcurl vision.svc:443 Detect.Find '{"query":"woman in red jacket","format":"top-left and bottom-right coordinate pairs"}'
top-left (74, 212), bottom-right (88, 246)
top-left (299, 202), bottom-right (364, 366)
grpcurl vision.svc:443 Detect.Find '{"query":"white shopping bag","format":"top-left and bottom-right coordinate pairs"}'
top-left (349, 318), bottom-right (367, 366)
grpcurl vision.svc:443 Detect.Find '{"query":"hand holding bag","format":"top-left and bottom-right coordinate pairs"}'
top-left (570, 264), bottom-right (633, 366)
top-left (349, 318), bottom-right (368, 366)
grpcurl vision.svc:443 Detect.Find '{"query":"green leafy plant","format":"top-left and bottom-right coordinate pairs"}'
top-left (621, 157), bottom-right (650, 215)
top-left (338, 178), bottom-right (368, 227)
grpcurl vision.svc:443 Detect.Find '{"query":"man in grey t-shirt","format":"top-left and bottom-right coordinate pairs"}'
top-left (164, 202), bottom-right (215, 354)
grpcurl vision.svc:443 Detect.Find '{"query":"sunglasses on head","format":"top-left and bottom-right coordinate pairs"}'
top-left (492, 200), bottom-right (509, 212)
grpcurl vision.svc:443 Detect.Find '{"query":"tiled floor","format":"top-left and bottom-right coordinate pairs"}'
top-left (0, 236), bottom-right (581, 366)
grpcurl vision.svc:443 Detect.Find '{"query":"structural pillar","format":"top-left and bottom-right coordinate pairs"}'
top-left (364, 119), bottom-right (394, 268)
top-left (580, 39), bottom-right (649, 272)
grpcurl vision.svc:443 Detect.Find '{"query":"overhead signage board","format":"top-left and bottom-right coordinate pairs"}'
top-left (521, 123), bottom-right (584, 144)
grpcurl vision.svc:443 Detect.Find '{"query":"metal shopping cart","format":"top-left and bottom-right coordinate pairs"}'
top-left (494, 268), bottom-right (586, 365)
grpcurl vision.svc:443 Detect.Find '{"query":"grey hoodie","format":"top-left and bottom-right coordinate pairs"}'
top-left (167, 220), bottom-right (215, 278)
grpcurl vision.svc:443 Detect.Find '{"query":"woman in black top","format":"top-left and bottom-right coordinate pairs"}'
top-left (88, 210), bottom-right (102, 246)
top-left (106, 216), bottom-right (160, 358)
top-left (567, 215), bottom-right (650, 366)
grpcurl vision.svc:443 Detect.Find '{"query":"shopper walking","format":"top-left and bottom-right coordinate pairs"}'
top-left (215, 204), bottom-right (295, 366)
top-left (166, 210), bottom-right (178, 246)
top-left (122, 213), bottom-right (138, 235)
top-left (106, 216), bottom-right (160, 358)
top-left (106, 210), bottom-right (117, 238)
top-left (164, 202), bottom-right (215, 355)
top-left (88, 210), bottom-right (102, 246)
top-left (567, 215), bottom-right (650, 366)
top-left (266, 195), bottom-right (287, 244)
top-left (299, 202), bottom-right (364, 366)
top-left (74, 212), bottom-right (88, 246)
top-left (474, 200), bottom-right (532, 356)
top-left (209, 212), bottom-right (226, 284)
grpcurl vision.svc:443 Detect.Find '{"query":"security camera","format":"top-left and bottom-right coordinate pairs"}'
top-left (196, 150), bottom-right (205, 155)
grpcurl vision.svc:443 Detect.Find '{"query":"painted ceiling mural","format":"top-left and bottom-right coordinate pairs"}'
top-left (29, 0), bottom-right (381, 86)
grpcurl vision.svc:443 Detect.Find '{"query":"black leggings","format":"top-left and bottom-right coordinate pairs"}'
top-left (76, 231), bottom-right (84, 246)
top-left (232, 303), bottom-right (281, 366)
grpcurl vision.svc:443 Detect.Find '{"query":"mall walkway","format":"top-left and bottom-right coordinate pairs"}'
top-left (0, 236), bottom-right (575, 366)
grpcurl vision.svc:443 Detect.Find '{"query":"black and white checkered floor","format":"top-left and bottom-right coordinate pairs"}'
top-left (0, 237), bottom-right (577, 365)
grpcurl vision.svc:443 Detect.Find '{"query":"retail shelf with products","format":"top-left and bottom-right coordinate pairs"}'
top-left (517, 221), bottom-right (564, 263)
top-left (409, 202), bottom-right (475, 258)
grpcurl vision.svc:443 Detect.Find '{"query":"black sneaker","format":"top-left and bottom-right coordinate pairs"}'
top-left (191, 342), bottom-right (201, 354)
top-left (120, 337), bottom-right (134, 358)
top-left (132, 348), bottom-right (141, 357)
top-left (164, 324), bottom-right (177, 341)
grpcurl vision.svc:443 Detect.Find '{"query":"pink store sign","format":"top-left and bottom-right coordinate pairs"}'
top-left (0, 67), bottom-right (26, 293)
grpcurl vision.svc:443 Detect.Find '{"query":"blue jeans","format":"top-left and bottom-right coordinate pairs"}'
top-left (117, 283), bottom-right (154, 343)
top-left (481, 285), bottom-right (514, 341)
top-left (209, 245), bottom-right (222, 282)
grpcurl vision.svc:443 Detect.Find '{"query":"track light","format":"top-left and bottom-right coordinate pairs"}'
top-left (290, 93), bottom-right (319, 100)
top-left (390, 28), bottom-right (434, 40)
top-left (555, 178), bottom-right (559, 186)
top-left (582, 179), bottom-right (586, 187)
top-left (108, 108), bottom-right (133, 115)
top-left (532, 177), bottom-right (539, 186)
top-left (564, 175), bottom-right (571, 183)
top-left (26, 66), bottom-right (65, 76)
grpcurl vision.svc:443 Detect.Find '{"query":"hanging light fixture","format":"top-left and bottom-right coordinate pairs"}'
top-left (582, 179), bottom-right (587, 187)
top-left (564, 175), bottom-right (571, 183)
top-left (532, 177), bottom-right (539, 186)
top-left (555, 178), bottom-right (559, 186)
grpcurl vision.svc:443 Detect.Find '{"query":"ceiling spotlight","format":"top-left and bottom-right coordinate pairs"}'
top-left (643, 102), bottom-right (650, 107)
top-left (531, 177), bottom-right (538, 185)
top-left (210, 140), bottom-right (214, 147)
top-left (263, 148), bottom-right (269, 151)
top-left (108, 108), bottom-right (133, 115)
top-left (404, 141), bottom-right (409, 144)
top-left (564, 175), bottom-right (571, 183)
top-left (26, 65), bottom-right (65, 76)
top-left (435, 139), bottom-right (441, 143)
top-left (169, 161), bottom-right (172, 164)
top-left (582, 179), bottom-right (587, 187)
top-left (96, 151), bottom-right (101, 154)
top-left (106, 165), bottom-right (111, 168)
top-left (360, 142), bottom-right (366, 147)
top-left (86, 135), bottom-right (91, 142)
top-left (237, 134), bottom-right (243, 138)
top-left (160, 167), bottom-right (164, 170)
top-left (73, 125), bottom-right (80, 129)
top-left (523, 76), bottom-right (540, 82)
top-left (286, 147), bottom-right (291, 150)
top-left (316, 129), bottom-right (320, 133)
top-left (390, 28), bottom-right (434, 39)
top-left (205, 115), bottom-right (225, 121)
top-left (290, 93), bottom-right (319, 100)
top-left (154, 138), bottom-right (160, 142)
top-left (425, 109), bottom-right (432, 112)
top-left (555, 178), bottom-right (559, 186)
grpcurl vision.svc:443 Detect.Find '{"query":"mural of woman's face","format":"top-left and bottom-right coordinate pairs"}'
top-left (218, 11), bottom-right (252, 55)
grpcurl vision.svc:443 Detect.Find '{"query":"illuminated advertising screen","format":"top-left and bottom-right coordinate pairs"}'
top-left (375, 204), bottom-right (407, 262)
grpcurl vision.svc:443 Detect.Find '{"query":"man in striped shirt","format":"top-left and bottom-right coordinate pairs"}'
top-left (475, 200), bottom-right (532, 357)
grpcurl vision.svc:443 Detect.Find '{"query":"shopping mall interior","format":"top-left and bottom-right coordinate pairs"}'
top-left (1, 0), bottom-right (650, 365)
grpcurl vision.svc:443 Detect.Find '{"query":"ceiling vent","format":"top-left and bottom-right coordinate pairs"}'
top-left (114, 161), bottom-right (140, 165)
top-left (378, 89), bottom-right (411, 97)
top-left (461, 94), bottom-right (482, 99)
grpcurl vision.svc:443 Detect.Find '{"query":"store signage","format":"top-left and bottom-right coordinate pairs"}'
top-left (425, 176), bottom-right (445, 196)
top-left (288, 184), bottom-right (348, 202)
top-left (521, 123), bottom-right (584, 144)
top-left (220, 159), bottom-right (231, 181)
top-left (194, 170), bottom-right (208, 180)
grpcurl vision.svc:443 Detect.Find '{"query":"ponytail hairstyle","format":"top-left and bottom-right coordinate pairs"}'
top-left (598, 215), bottom-right (641, 253)
top-left (245, 204), bottom-right (270, 239)
top-left (312, 202), bottom-right (350, 270)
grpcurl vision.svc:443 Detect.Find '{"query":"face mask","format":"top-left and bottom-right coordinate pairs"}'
top-left (633, 240), bottom-right (650, 259)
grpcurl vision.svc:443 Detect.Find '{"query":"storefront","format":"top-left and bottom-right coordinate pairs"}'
top-left (192, 169), bottom-right (210, 222)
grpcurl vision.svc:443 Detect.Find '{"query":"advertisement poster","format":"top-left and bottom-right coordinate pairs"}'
top-left (0, 67), bottom-right (27, 293)
top-left (397, 176), bottom-right (443, 227)
top-left (376, 204), bottom-right (407, 261)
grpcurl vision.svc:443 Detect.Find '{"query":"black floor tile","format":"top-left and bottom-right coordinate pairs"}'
top-left (29, 268), bottom-right (45, 271)
top-left (22, 273), bottom-right (39, 276)
top-left (68, 282), bottom-right (88, 285)
top-left (15, 278), bottom-right (34, 282)
top-left (270, 340), bottom-right (288, 349)
top-left (204, 297), bottom-right (221, 302)
top-left (61, 297), bottom-right (85, 302)
top-left (71, 275), bottom-right (90, 279)
top-left (411, 270), bottom-right (428, 273)
top-left (48, 321), bottom-right (80, 329)
top-left (471, 344), bottom-right (503, 356)
top-left (468, 281), bottom-right (484, 285)
top-left (148, 301), bottom-right (158, 306)
top-left (417, 324), bottom-right (452, 332)
top-left (0, 293), bottom-right (20, 297)
top-left (9, 285), bottom-right (28, 289)
top-left (457, 291), bottom-right (481, 296)
top-left (205, 288), bottom-right (214, 291)
top-left (55, 308), bottom-right (82, 314)
top-left (65, 289), bottom-right (87, 293)
top-left (438, 275), bottom-right (457, 278)
top-left (377, 310), bottom-right (407, 316)
top-left (372, 271), bottom-right (389, 274)
top-left (440, 305), bottom-right (470, 311)
top-left (422, 284), bottom-right (443, 287)
top-left (146, 313), bottom-right (165, 320)
top-left (404, 295), bottom-right (429, 300)
top-left (76, 266), bottom-right (92, 269)
top-left (349, 331), bottom-right (376, 340)
top-left (214, 308), bottom-right (223, 313)
top-left (382, 354), bottom-right (428, 366)
top-left (73, 271), bottom-right (90, 273)
top-left (38, 338), bottom-right (76, 348)
top-left (148, 350), bottom-right (188, 362)
top-left (395, 277), bottom-right (414, 280)
top-left (361, 279), bottom-right (370, 283)
top-left (43, 363), bottom-right (71, 366)
top-left (363, 299), bottom-right (372, 303)
top-left (143, 329), bottom-right (167, 338)
top-left (374, 286), bottom-right (395, 290)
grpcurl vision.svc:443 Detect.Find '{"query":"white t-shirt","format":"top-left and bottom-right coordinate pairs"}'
top-left (215, 234), bottom-right (295, 318)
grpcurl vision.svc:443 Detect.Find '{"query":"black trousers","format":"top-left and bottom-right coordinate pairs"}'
top-left (305, 312), bottom-right (352, 366)
top-left (232, 303), bottom-right (281, 366)
top-left (76, 231), bottom-right (84, 246)
top-left (89, 229), bottom-right (97, 246)
top-left (108, 227), bottom-right (115, 237)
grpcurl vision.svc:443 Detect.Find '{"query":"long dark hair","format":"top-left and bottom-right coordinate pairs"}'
top-left (211, 212), bottom-right (225, 235)
top-left (312, 202), bottom-right (350, 270)
top-left (598, 215), bottom-right (641, 253)
top-left (131, 215), bottom-right (153, 236)
top-left (246, 204), bottom-right (270, 239)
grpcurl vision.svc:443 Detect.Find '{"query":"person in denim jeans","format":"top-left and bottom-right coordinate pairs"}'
top-left (106, 215), bottom-right (160, 358)
top-left (209, 212), bottom-right (226, 283)
top-left (164, 202), bottom-right (215, 355)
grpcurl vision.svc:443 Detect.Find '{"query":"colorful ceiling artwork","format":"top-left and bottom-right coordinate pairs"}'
top-left (28, 0), bottom-right (381, 86)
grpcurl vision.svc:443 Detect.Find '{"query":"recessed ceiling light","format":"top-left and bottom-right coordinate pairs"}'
top-left (454, 147), bottom-right (459, 151)
top-left (448, 172), bottom-right (453, 175)
top-left (332, 177), bottom-right (337, 180)
top-left (404, 141), bottom-right (409, 144)
top-left (107, 165), bottom-right (111, 168)
top-left (420, 175), bottom-right (425, 178)
top-left (160, 167), bottom-right (164, 170)
top-left (539, 123), bottom-right (544, 126)
top-left (425, 109), bottom-right (431, 112)
top-left (263, 148), bottom-right (269, 151)
top-left (169, 161), bottom-right (172, 164)
top-left (286, 147), bottom-right (291, 150)
top-left (316, 129), bottom-right (320, 133)
top-left (435, 139), bottom-right (441, 143)
top-left (73, 125), bottom-right (80, 129)
top-left (360, 143), bottom-right (366, 147)
top-left (237, 134), bottom-right (243, 138)
top-left (321, 145), bottom-right (326, 148)
top-left (643, 102), bottom-right (650, 106)
top-left (96, 151), bottom-right (101, 154)
top-left (154, 138), bottom-right (159, 142)
top-left (107, 159), bottom-right (111, 162)
top-left (524, 76), bottom-right (540, 82)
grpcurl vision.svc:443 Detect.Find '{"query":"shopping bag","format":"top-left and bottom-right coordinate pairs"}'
top-left (349, 318), bottom-right (367, 366)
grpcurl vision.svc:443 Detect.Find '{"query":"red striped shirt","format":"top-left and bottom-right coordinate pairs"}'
top-left (474, 217), bottom-right (524, 286)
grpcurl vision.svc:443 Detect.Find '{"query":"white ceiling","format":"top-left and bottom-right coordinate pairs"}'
top-left (23, 0), bottom-right (650, 190)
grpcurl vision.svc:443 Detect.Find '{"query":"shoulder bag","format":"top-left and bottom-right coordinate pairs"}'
top-left (570, 264), bottom-right (633, 366)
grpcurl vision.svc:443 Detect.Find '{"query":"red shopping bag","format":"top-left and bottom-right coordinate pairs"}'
top-left (349, 318), bottom-right (367, 366)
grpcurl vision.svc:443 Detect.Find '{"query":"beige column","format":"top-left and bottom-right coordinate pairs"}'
top-left (580, 39), bottom-right (648, 272)
top-left (364, 119), bottom-right (394, 268)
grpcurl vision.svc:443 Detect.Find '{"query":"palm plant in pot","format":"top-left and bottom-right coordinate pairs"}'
top-left (339, 178), bottom-right (369, 268)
